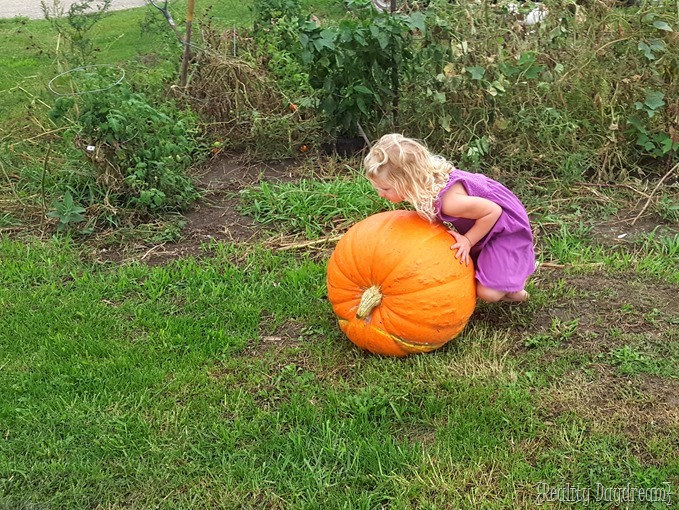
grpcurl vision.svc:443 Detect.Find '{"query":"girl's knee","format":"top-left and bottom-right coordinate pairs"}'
top-left (476, 283), bottom-right (504, 303)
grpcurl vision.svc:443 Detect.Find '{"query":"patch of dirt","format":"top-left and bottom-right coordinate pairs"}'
top-left (471, 269), bottom-right (677, 355)
top-left (539, 364), bottom-right (679, 461)
top-left (588, 215), bottom-right (671, 248)
top-left (185, 156), bottom-right (298, 240)
top-left (102, 155), bottom-right (304, 265)
top-left (472, 268), bottom-right (678, 455)
top-left (529, 270), bottom-right (676, 330)
top-left (247, 317), bottom-right (306, 356)
top-left (476, 268), bottom-right (679, 463)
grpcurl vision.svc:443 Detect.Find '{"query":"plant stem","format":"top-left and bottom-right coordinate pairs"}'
top-left (40, 145), bottom-right (51, 234)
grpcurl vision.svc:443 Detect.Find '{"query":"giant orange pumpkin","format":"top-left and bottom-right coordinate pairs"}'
top-left (327, 210), bottom-right (477, 356)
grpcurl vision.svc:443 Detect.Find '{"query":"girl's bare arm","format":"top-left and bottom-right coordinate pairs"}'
top-left (439, 191), bottom-right (502, 246)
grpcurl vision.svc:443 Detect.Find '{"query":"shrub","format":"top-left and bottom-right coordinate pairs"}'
top-left (187, 21), bottom-right (324, 159)
top-left (48, 79), bottom-right (203, 220)
top-left (300, 4), bottom-right (424, 138)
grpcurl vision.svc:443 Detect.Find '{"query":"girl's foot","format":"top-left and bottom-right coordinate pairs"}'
top-left (501, 290), bottom-right (529, 302)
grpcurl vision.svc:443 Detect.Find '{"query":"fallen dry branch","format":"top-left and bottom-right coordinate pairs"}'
top-left (630, 161), bottom-right (678, 226)
top-left (539, 262), bottom-right (606, 269)
top-left (265, 233), bottom-right (344, 252)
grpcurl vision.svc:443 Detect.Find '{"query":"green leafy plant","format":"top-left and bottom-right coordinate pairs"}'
top-left (623, 15), bottom-right (677, 163)
top-left (542, 222), bottom-right (594, 265)
top-left (239, 176), bottom-right (391, 238)
top-left (252, 0), bottom-right (302, 33)
top-left (464, 136), bottom-right (491, 166)
top-left (524, 318), bottom-right (579, 348)
top-left (251, 0), bottom-right (311, 99)
top-left (638, 39), bottom-right (666, 61)
top-left (627, 90), bottom-right (678, 159)
top-left (610, 345), bottom-right (648, 375)
top-left (657, 196), bottom-right (679, 223)
top-left (47, 190), bottom-right (87, 233)
top-left (300, 8), bottom-right (424, 137)
top-left (49, 81), bottom-right (203, 220)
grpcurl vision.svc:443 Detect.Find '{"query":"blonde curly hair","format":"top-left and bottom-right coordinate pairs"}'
top-left (364, 134), bottom-right (452, 221)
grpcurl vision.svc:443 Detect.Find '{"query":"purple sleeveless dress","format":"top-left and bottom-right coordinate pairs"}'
top-left (435, 168), bottom-right (535, 292)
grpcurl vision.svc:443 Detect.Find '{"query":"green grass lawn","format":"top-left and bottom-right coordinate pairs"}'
top-left (1, 225), bottom-right (677, 508)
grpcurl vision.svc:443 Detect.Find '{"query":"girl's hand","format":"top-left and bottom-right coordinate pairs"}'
top-left (448, 230), bottom-right (471, 265)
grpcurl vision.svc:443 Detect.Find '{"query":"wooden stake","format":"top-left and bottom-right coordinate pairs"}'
top-left (180, 0), bottom-right (195, 87)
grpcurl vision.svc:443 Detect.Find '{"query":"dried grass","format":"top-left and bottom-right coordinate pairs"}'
top-left (182, 27), bottom-right (283, 131)
top-left (540, 364), bottom-right (679, 436)
top-left (179, 26), bottom-right (323, 158)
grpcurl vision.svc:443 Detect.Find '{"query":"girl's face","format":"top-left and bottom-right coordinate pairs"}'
top-left (370, 174), bottom-right (404, 203)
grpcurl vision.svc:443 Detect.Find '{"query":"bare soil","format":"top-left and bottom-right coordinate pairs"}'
top-left (113, 155), bottom-right (304, 265)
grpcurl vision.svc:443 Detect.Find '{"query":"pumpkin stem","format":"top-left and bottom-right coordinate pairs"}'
top-left (357, 285), bottom-right (382, 319)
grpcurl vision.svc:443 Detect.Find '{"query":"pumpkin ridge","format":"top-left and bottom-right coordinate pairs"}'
top-left (391, 335), bottom-right (447, 352)
top-left (330, 226), bottom-right (373, 291)
top-left (347, 211), bottom-right (399, 287)
top-left (378, 302), bottom-right (469, 339)
top-left (380, 273), bottom-right (473, 298)
top-left (379, 229), bottom-right (451, 289)
top-left (363, 321), bottom-right (449, 351)
top-left (365, 211), bottom-right (402, 284)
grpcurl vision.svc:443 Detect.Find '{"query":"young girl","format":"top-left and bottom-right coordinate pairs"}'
top-left (364, 133), bottom-right (535, 303)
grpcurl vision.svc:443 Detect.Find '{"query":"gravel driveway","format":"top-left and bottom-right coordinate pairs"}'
top-left (0, 0), bottom-right (148, 20)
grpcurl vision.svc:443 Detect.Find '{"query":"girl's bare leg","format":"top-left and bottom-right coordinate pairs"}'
top-left (501, 290), bottom-right (529, 302)
top-left (476, 283), bottom-right (529, 303)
